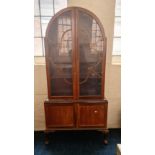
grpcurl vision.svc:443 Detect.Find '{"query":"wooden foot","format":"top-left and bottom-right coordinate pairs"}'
top-left (44, 131), bottom-right (49, 145)
top-left (103, 139), bottom-right (108, 145)
top-left (45, 139), bottom-right (49, 144)
top-left (44, 130), bottom-right (55, 144)
top-left (103, 129), bottom-right (109, 144)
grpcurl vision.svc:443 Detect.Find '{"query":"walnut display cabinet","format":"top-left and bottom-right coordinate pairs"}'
top-left (44, 7), bottom-right (109, 144)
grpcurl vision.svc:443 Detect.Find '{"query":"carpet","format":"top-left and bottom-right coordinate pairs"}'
top-left (34, 129), bottom-right (121, 155)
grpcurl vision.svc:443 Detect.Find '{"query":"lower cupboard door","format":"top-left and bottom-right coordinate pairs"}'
top-left (45, 104), bottom-right (74, 128)
top-left (78, 104), bottom-right (106, 127)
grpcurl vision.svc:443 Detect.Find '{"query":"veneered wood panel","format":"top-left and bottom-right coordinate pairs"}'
top-left (78, 104), bottom-right (106, 127)
top-left (45, 104), bottom-right (74, 128)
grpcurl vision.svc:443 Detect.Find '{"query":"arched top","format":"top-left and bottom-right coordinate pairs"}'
top-left (44, 7), bottom-right (107, 99)
top-left (45, 7), bottom-right (106, 38)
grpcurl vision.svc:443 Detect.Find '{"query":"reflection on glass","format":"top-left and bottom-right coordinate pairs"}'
top-left (58, 16), bottom-right (72, 56)
top-left (90, 20), bottom-right (103, 54)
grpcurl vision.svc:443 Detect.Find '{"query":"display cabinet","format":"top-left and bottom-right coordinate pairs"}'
top-left (44, 7), bottom-right (109, 144)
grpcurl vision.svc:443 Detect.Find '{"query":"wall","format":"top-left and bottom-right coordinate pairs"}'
top-left (34, 0), bottom-right (121, 130)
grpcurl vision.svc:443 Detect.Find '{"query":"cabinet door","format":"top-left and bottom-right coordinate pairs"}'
top-left (78, 104), bottom-right (106, 127)
top-left (45, 104), bottom-right (74, 128)
top-left (77, 9), bottom-right (106, 97)
top-left (45, 10), bottom-right (74, 97)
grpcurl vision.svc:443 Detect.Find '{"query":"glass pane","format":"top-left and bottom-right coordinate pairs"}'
top-left (78, 11), bottom-right (104, 96)
top-left (113, 37), bottom-right (121, 55)
top-left (34, 0), bottom-right (40, 16)
top-left (114, 17), bottom-right (121, 37)
top-left (46, 11), bottom-right (73, 96)
top-left (34, 38), bottom-right (43, 56)
top-left (41, 17), bottom-right (51, 37)
top-left (115, 0), bottom-right (121, 16)
top-left (40, 0), bottom-right (54, 16)
top-left (54, 0), bottom-right (67, 13)
top-left (34, 17), bottom-right (41, 37)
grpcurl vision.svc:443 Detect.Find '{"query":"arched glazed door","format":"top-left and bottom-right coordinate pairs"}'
top-left (45, 7), bottom-right (106, 99)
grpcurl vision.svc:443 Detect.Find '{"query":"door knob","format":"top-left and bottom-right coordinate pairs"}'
top-left (94, 110), bottom-right (98, 114)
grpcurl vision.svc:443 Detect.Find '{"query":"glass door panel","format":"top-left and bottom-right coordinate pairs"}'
top-left (46, 11), bottom-right (73, 96)
top-left (78, 10), bottom-right (104, 96)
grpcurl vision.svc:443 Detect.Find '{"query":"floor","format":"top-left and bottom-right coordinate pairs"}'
top-left (34, 129), bottom-right (121, 155)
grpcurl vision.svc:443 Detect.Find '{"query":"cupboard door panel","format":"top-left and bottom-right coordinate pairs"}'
top-left (78, 104), bottom-right (106, 127)
top-left (45, 104), bottom-right (74, 127)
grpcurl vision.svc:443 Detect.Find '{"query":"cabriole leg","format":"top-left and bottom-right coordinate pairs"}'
top-left (44, 131), bottom-right (49, 144)
top-left (103, 129), bottom-right (109, 144)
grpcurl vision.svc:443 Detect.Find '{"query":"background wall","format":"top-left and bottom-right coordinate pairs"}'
top-left (34, 0), bottom-right (121, 130)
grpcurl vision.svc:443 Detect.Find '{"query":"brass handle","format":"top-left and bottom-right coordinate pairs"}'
top-left (94, 110), bottom-right (98, 114)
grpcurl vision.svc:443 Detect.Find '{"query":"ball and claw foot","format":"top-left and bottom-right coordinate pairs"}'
top-left (45, 140), bottom-right (49, 145)
top-left (103, 129), bottom-right (109, 145)
top-left (44, 131), bottom-right (49, 145)
top-left (104, 139), bottom-right (108, 145)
